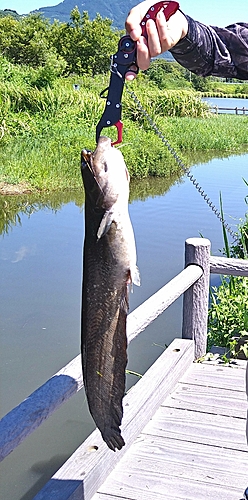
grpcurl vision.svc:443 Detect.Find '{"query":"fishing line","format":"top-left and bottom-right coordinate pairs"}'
top-left (125, 84), bottom-right (239, 242)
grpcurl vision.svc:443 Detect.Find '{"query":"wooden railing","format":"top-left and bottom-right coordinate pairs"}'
top-left (210, 106), bottom-right (248, 115)
top-left (1, 237), bottom-right (248, 499)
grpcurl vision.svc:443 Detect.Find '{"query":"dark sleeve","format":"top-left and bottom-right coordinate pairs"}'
top-left (170, 14), bottom-right (248, 80)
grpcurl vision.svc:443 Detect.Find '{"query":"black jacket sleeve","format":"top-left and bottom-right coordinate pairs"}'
top-left (170, 14), bottom-right (248, 80)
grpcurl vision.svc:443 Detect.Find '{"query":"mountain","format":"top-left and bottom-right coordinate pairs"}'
top-left (33, 0), bottom-right (135, 29)
top-left (0, 9), bottom-right (21, 20)
top-left (33, 0), bottom-right (174, 60)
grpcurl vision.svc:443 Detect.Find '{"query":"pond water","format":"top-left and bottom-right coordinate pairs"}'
top-left (0, 151), bottom-right (248, 500)
top-left (203, 96), bottom-right (248, 113)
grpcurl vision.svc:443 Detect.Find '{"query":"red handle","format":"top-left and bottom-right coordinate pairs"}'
top-left (140, 1), bottom-right (179, 38)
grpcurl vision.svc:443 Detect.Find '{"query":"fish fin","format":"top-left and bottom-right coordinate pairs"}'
top-left (102, 429), bottom-right (125, 452)
top-left (120, 285), bottom-right (129, 314)
top-left (131, 266), bottom-right (141, 287)
top-left (97, 211), bottom-right (114, 239)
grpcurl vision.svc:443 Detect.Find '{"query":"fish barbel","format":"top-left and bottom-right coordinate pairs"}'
top-left (81, 136), bottom-right (140, 451)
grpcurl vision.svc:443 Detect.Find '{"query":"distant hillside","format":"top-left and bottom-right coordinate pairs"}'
top-left (0, 9), bottom-right (21, 20)
top-left (33, 0), bottom-right (174, 60)
top-left (33, 0), bottom-right (135, 29)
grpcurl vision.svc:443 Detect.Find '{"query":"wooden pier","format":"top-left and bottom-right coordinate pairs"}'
top-left (95, 358), bottom-right (247, 500)
top-left (1, 238), bottom-right (248, 500)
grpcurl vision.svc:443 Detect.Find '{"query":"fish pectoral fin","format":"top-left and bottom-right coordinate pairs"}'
top-left (97, 211), bottom-right (114, 239)
top-left (131, 265), bottom-right (141, 287)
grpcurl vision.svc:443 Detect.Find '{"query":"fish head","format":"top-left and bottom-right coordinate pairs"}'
top-left (81, 136), bottom-right (130, 210)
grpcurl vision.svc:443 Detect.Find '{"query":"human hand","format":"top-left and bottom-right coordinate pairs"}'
top-left (125, 1), bottom-right (188, 80)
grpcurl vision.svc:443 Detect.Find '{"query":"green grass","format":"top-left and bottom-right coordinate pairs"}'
top-left (207, 191), bottom-right (248, 360)
top-left (1, 75), bottom-right (248, 191)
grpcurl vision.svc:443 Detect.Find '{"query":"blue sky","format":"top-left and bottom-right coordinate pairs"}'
top-left (1, 0), bottom-right (247, 27)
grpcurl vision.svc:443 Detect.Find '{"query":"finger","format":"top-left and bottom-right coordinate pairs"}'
top-left (125, 71), bottom-right (137, 81)
top-left (156, 9), bottom-right (172, 52)
top-left (125, 0), bottom-right (158, 40)
top-left (125, 65), bottom-right (139, 81)
top-left (136, 37), bottom-right (151, 71)
top-left (146, 18), bottom-right (162, 57)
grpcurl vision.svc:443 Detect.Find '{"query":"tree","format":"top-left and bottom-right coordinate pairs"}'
top-left (190, 73), bottom-right (211, 92)
top-left (145, 59), bottom-right (192, 90)
top-left (52, 8), bottom-right (122, 75)
top-left (0, 9), bottom-right (123, 77)
top-left (0, 14), bottom-right (52, 66)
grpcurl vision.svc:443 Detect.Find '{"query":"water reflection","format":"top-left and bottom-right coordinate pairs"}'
top-left (0, 191), bottom-right (85, 236)
top-left (1, 148), bottom-right (246, 236)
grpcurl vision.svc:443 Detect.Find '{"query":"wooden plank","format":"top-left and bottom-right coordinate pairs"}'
top-left (142, 405), bottom-right (247, 451)
top-left (33, 339), bottom-right (194, 500)
top-left (164, 381), bottom-right (247, 418)
top-left (210, 255), bottom-right (248, 276)
top-left (181, 362), bottom-right (246, 391)
top-left (94, 434), bottom-right (248, 500)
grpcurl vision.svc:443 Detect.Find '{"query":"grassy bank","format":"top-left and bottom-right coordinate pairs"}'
top-left (201, 92), bottom-right (248, 99)
top-left (1, 76), bottom-right (248, 192)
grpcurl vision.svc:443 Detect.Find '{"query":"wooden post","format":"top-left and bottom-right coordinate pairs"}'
top-left (182, 238), bottom-right (211, 360)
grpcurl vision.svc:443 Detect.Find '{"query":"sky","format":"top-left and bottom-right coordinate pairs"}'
top-left (0, 0), bottom-right (247, 27)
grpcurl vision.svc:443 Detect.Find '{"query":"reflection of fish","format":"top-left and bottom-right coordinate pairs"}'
top-left (81, 136), bottom-right (140, 451)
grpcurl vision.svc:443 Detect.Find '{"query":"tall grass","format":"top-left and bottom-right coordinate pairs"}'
top-left (208, 190), bottom-right (248, 360)
top-left (1, 74), bottom-right (248, 191)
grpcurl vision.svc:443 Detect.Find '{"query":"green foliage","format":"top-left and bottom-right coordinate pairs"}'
top-left (0, 14), bottom-right (53, 67)
top-left (208, 189), bottom-right (248, 359)
top-left (0, 54), bottom-right (66, 91)
top-left (123, 84), bottom-right (210, 121)
top-left (0, 9), bottom-right (122, 77)
top-left (201, 81), bottom-right (248, 99)
top-left (230, 182), bottom-right (248, 259)
top-left (145, 60), bottom-right (212, 92)
top-left (145, 59), bottom-right (191, 90)
top-left (208, 276), bottom-right (248, 358)
top-left (0, 69), bottom-right (248, 191)
top-left (190, 73), bottom-right (211, 92)
top-left (52, 9), bottom-right (122, 75)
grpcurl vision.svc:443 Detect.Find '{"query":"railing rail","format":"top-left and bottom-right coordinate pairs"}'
top-left (0, 262), bottom-right (203, 462)
top-left (210, 255), bottom-right (248, 276)
top-left (1, 237), bottom-right (247, 496)
top-left (210, 106), bottom-right (248, 115)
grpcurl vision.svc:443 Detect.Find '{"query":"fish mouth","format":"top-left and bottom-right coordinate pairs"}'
top-left (81, 148), bottom-right (105, 209)
top-left (81, 149), bottom-right (93, 171)
top-left (81, 149), bottom-right (99, 182)
top-left (81, 137), bottom-right (112, 174)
